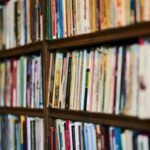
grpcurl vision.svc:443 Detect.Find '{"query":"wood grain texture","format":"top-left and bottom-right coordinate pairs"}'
top-left (0, 107), bottom-right (44, 117)
top-left (46, 22), bottom-right (150, 50)
top-left (0, 41), bottom-right (43, 59)
top-left (49, 108), bottom-right (150, 131)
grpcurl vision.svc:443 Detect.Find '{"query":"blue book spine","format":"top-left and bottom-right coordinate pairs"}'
top-left (83, 124), bottom-right (88, 150)
top-left (58, 125), bottom-right (63, 150)
top-left (59, 0), bottom-right (63, 38)
top-left (114, 128), bottom-right (122, 150)
top-left (57, 0), bottom-right (63, 38)
top-left (39, 57), bottom-right (43, 108)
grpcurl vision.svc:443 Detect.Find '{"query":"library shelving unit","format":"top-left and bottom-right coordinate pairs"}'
top-left (46, 22), bottom-right (150, 149)
top-left (0, 41), bottom-right (47, 147)
top-left (0, 0), bottom-right (150, 149)
top-left (0, 22), bottom-right (150, 150)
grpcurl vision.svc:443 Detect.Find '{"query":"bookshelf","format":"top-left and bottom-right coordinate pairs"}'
top-left (0, 22), bottom-right (149, 149)
top-left (49, 109), bottom-right (150, 131)
top-left (46, 22), bottom-right (150, 50)
top-left (46, 22), bottom-right (150, 149)
top-left (0, 41), bottom-right (43, 58)
top-left (0, 38), bottom-right (46, 149)
top-left (0, 0), bottom-right (150, 149)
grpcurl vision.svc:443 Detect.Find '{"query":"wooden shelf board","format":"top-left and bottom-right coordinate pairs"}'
top-left (0, 107), bottom-right (44, 117)
top-left (0, 41), bottom-right (43, 59)
top-left (49, 108), bottom-right (150, 131)
top-left (46, 22), bottom-right (150, 50)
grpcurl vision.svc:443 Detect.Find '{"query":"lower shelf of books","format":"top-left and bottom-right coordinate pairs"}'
top-left (0, 114), bottom-right (44, 150)
top-left (49, 118), bottom-right (150, 150)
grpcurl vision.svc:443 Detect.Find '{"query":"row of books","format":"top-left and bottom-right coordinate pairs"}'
top-left (0, 55), bottom-right (43, 108)
top-left (49, 39), bottom-right (150, 118)
top-left (46, 0), bottom-right (150, 39)
top-left (49, 119), bottom-right (150, 150)
top-left (0, 0), bottom-right (43, 49)
top-left (0, 115), bottom-right (44, 150)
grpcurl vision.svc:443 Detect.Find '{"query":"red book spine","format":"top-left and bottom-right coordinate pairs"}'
top-left (65, 120), bottom-right (71, 150)
top-left (13, 60), bottom-right (17, 107)
top-left (49, 127), bottom-right (54, 150)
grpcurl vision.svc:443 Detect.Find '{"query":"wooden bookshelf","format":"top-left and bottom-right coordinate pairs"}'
top-left (46, 22), bottom-right (150, 133)
top-left (0, 107), bottom-right (44, 117)
top-left (0, 41), bottom-right (43, 59)
top-left (46, 22), bottom-right (150, 50)
top-left (0, 19), bottom-right (150, 149)
top-left (49, 108), bottom-right (150, 131)
top-left (1, 0), bottom-right (150, 148)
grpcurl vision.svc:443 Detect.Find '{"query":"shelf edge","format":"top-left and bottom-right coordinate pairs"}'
top-left (49, 108), bottom-right (150, 131)
top-left (0, 107), bottom-right (44, 117)
top-left (46, 22), bottom-right (150, 50)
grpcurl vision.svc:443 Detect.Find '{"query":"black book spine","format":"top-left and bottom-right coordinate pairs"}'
top-left (113, 48), bottom-right (118, 113)
top-left (72, 125), bottom-right (76, 150)
top-left (119, 48), bottom-right (126, 113)
top-left (14, 1), bottom-right (18, 44)
top-left (65, 54), bottom-right (71, 109)
top-left (31, 120), bottom-right (36, 150)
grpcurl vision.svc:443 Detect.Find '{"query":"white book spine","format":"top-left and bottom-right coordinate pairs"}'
top-left (115, 47), bottom-right (123, 114)
top-left (90, 124), bottom-right (97, 150)
top-left (62, 0), bottom-right (67, 37)
top-left (31, 58), bottom-right (35, 108)
top-left (23, 57), bottom-right (27, 107)
top-left (74, 122), bottom-right (80, 150)
top-left (81, 50), bottom-right (87, 110)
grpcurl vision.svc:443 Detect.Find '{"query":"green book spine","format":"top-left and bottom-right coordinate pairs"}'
top-left (46, 0), bottom-right (52, 39)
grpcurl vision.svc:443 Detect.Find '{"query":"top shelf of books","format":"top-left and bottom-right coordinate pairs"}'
top-left (46, 22), bottom-right (150, 50)
top-left (0, 0), bottom-right (150, 50)
top-left (0, 22), bottom-right (149, 57)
